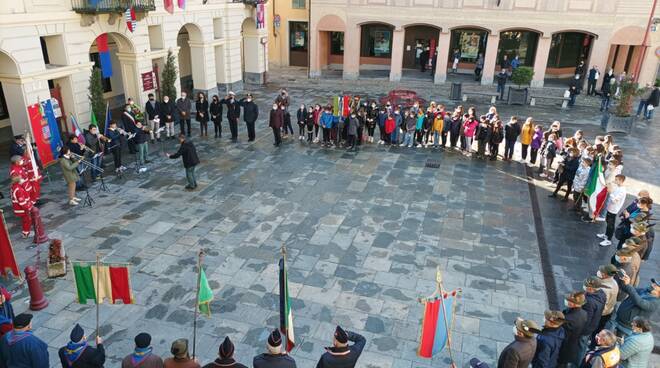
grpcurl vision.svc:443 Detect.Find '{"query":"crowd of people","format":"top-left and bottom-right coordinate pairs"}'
top-left (0, 309), bottom-right (366, 368)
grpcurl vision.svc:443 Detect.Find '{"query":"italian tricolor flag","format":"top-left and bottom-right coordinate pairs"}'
top-left (198, 267), bottom-right (213, 316)
top-left (73, 263), bottom-right (133, 304)
top-left (279, 257), bottom-right (295, 351)
top-left (584, 158), bottom-right (608, 219)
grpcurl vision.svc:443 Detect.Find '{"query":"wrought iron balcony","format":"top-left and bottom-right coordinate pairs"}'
top-left (72, 0), bottom-right (156, 14)
top-left (232, 0), bottom-right (268, 6)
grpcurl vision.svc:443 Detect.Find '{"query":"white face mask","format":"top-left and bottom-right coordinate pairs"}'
top-left (273, 106), bottom-right (278, 110)
top-left (596, 271), bottom-right (603, 278)
top-left (247, 99), bottom-right (252, 102)
top-left (564, 299), bottom-right (570, 308)
top-left (512, 326), bottom-right (518, 336)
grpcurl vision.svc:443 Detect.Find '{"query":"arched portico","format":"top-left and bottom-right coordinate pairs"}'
top-left (88, 32), bottom-right (138, 110)
top-left (241, 17), bottom-right (266, 85)
top-left (311, 14), bottom-right (346, 78)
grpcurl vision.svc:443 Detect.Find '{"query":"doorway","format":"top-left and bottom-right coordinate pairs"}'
top-left (289, 21), bottom-right (309, 67)
top-left (403, 26), bottom-right (439, 70)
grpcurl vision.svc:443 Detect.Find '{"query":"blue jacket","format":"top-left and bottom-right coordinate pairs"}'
top-left (320, 112), bottom-right (334, 129)
top-left (0, 330), bottom-right (49, 368)
top-left (532, 326), bottom-right (566, 368)
top-left (582, 290), bottom-right (606, 336)
top-left (619, 331), bottom-right (654, 368)
top-left (615, 284), bottom-right (660, 328)
top-left (415, 115), bottom-right (425, 130)
top-left (377, 112), bottom-right (387, 127)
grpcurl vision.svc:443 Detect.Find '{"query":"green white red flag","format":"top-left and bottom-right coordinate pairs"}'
top-left (72, 263), bottom-right (133, 304)
top-left (584, 158), bottom-right (607, 219)
top-left (279, 257), bottom-right (295, 351)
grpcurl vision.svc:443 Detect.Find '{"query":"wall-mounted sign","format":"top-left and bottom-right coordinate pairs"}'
top-left (141, 71), bottom-right (155, 91)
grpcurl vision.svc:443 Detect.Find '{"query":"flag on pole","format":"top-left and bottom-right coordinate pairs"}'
top-left (279, 257), bottom-right (295, 351)
top-left (125, 7), bottom-right (137, 33)
top-left (417, 290), bottom-right (457, 358)
top-left (27, 100), bottom-right (61, 166)
top-left (178, 0), bottom-right (186, 9)
top-left (103, 104), bottom-right (111, 136)
top-left (24, 134), bottom-right (40, 180)
top-left (73, 263), bottom-right (134, 304)
top-left (164, 0), bottom-right (174, 14)
top-left (0, 211), bottom-right (20, 278)
top-left (96, 33), bottom-right (113, 78)
top-left (585, 158), bottom-right (607, 219)
top-left (197, 267), bottom-right (213, 316)
top-left (71, 114), bottom-right (86, 145)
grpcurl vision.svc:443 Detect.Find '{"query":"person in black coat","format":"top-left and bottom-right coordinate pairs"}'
top-left (558, 292), bottom-right (588, 367)
top-left (121, 104), bottom-right (138, 154)
top-left (315, 326), bottom-right (365, 368)
top-left (167, 134), bottom-right (199, 190)
top-left (578, 277), bottom-right (607, 361)
top-left (269, 103), bottom-right (284, 147)
top-left (531, 311), bottom-right (566, 368)
top-left (645, 86), bottom-right (660, 120)
top-left (58, 324), bottom-right (105, 368)
top-left (239, 93), bottom-right (259, 142)
top-left (221, 92), bottom-right (241, 142)
top-left (253, 330), bottom-right (296, 368)
top-left (196, 92), bottom-right (209, 138)
top-left (489, 119), bottom-right (504, 161)
top-left (448, 113), bottom-right (462, 149)
top-left (145, 93), bottom-right (161, 142)
top-left (503, 116), bottom-right (520, 160)
top-left (9, 135), bottom-right (25, 157)
top-left (496, 69), bottom-right (508, 100)
top-left (160, 95), bottom-right (176, 140)
top-left (475, 117), bottom-right (492, 160)
top-left (204, 337), bottom-right (247, 368)
top-left (550, 148), bottom-right (580, 201)
top-left (210, 95), bottom-right (223, 139)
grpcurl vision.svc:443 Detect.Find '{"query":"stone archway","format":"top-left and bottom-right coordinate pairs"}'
top-left (0, 50), bottom-right (23, 141)
top-left (241, 17), bottom-right (264, 84)
top-left (89, 32), bottom-right (137, 109)
top-left (177, 23), bottom-right (204, 94)
top-left (312, 14), bottom-right (347, 77)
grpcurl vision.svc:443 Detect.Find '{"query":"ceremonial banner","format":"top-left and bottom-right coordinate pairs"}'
top-left (178, 0), bottom-right (186, 9)
top-left (103, 107), bottom-right (112, 136)
top-left (125, 7), bottom-right (137, 33)
top-left (279, 257), bottom-right (295, 351)
top-left (27, 101), bottom-right (60, 167)
top-left (256, 2), bottom-right (265, 29)
top-left (418, 290), bottom-right (457, 358)
top-left (164, 0), bottom-right (174, 14)
top-left (585, 159), bottom-right (607, 219)
top-left (96, 34), bottom-right (113, 78)
top-left (73, 263), bottom-right (134, 304)
top-left (72, 114), bottom-right (86, 145)
top-left (0, 211), bottom-right (20, 278)
top-left (197, 267), bottom-right (213, 316)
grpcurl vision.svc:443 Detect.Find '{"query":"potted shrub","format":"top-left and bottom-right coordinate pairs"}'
top-left (508, 66), bottom-right (534, 105)
top-left (602, 76), bottom-right (639, 134)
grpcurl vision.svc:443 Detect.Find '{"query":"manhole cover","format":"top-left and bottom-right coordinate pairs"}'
top-left (425, 160), bottom-right (441, 168)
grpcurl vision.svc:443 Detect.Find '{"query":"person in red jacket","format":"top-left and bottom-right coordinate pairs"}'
top-left (10, 175), bottom-right (33, 238)
top-left (384, 114), bottom-right (396, 145)
top-left (9, 155), bottom-right (40, 204)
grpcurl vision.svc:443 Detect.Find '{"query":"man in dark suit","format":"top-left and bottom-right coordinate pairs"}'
top-left (167, 134), bottom-right (200, 190)
top-left (315, 326), bottom-right (366, 368)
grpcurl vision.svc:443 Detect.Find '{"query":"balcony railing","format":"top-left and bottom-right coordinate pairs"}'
top-left (232, 0), bottom-right (269, 6)
top-left (72, 0), bottom-right (156, 14)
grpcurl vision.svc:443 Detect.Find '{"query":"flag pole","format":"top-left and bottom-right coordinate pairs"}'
top-left (192, 249), bottom-right (204, 359)
top-left (435, 267), bottom-right (456, 368)
top-left (95, 253), bottom-right (101, 341)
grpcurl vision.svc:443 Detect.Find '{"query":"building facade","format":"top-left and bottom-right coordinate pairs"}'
top-left (309, 0), bottom-right (659, 87)
top-left (266, 0), bottom-right (310, 67)
top-left (0, 0), bottom-right (268, 138)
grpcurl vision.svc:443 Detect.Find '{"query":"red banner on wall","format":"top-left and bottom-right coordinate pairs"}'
top-left (27, 103), bottom-right (56, 166)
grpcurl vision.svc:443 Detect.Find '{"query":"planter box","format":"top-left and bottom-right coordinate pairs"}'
top-left (507, 87), bottom-right (528, 105)
top-left (601, 113), bottom-right (635, 135)
top-left (47, 241), bottom-right (66, 278)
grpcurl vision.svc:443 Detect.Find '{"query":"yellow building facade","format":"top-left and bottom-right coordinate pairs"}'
top-left (266, 0), bottom-right (310, 67)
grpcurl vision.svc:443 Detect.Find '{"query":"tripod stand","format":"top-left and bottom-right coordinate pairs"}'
top-left (81, 183), bottom-right (95, 207)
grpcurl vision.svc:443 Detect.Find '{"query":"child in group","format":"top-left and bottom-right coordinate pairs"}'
top-left (550, 147), bottom-right (580, 201)
top-left (462, 113), bottom-right (479, 154)
top-left (282, 105), bottom-right (294, 139)
top-left (489, 119), bottom-right (504, 160)
top-left (530, 125), bottom-right (544, 165)
top-left (519, 117), bottom-right (534, 162)
top-left (319, 105), bottom-right (334, 147)
top-left (539, 133), bottom-right (558, 178)
top-left (313, 104), bottom-right (322, 143)
top-left (415, 110), bottom-right (426, 147)
top-left (384, 113), bottom-right (396, 145)
top-left (305, 106), bottom-right (315, 143)
top-left (475, 116), bottom-right (492, 159)
top-left (401, 110), bottom-right (417, 148)
top-left (296, 104), bottom-right (306, 140)
top-left (572, 157), bottom-right (593, 214)
top-left (432, 109), bottom-right (444, 148)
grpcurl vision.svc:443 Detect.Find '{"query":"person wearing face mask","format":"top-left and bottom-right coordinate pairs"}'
top-left (145, 93), bottom-right (162, 143)
top-left (558, 292), bottom-right (588, 368)
top-left (377, 106), bottom-right (387, 144)
top-left (347, 110), bottom-right (358, 151)
top-left (366, 102), bottom-right (377, 143)
top-left (531, 310), bottom-right (566, 368)
top-left (176, 92), bottom-right (192, 137)
top-left (281, 104), bottom-right (294, 139)
top-left (296, 104), bottom-right (306, 140)
top-left (0, 313), bottom-right (49, 368)
top-left (319, 106), bottom-right (334, 147)
top-left (195, 92), bottom-right (209, 138)
top-left (618, 317), bottom-right (653, 368)
top-left (613, 248), bottom-right (641, 295)
top-left (59, 147), bottom-right (82, 206)
top-left (221, 92), bottom-right (241, 142)
top-left (497, 318), bottom-right (540, 368)
top-left (313, 104), bottom-right (322, 143)
top-left (210, 95), bottom-right (223, 139)
top-left (10, 175), bottom-right (34, 238)
top-left (121, 103), bottom-right (139, 154)
top-left (269, 103), bottom-right (284, 147)
top-left (305, 106), bottom-right (315, 143)
top-left (594, 265), bottom-right (619, 335)
top-left (596, 174), bottom-right (627, 247)
top-left (614, 277), bottom-right (660, 338)
top-left (161, 95), bottom-right (176, 140)
top-left (581, 329), bottom-right (620, 368)
top-left (578, 277), bottom-right (607, 361)
top-left (239, 93), bottom-right (259, 142)
top-left (58, 324), bottom-right (105, 368)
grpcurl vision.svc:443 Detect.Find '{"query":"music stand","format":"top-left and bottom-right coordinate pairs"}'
top-left (81, 184), bottom-right (95, 207)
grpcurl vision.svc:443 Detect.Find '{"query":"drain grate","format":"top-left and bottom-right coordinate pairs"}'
top-left (425, 160), bottom-right (441, 168)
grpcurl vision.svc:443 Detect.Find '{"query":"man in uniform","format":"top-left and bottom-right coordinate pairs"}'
top-left (222, 92), bottom-right (241, 142)
top-left (0, 313), bottom-right (49, 368)
top-left (253, 329), bottom-right (296, 368)
top-left (58, 324), bottom-right (105, 368)
top-left (315, 326), bottom-right (366, 368)
top-left (203, 336), bottom-right (247, 368)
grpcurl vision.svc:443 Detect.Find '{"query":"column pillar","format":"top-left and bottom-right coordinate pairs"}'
top-left (310, 28), bottom-right (321, 78)
top-left (343, 24), bottom-right (360, 80)
top-left (531, 36), bottom-right (551, 87)
top-left (389, 28), bottom-right (405, 82)
top-left (637, 46), bottom-right (658, 86)
top-left (481, 33), bottom-right (500, 86)
top-left (116, 52), bottom-right (146, 106)
top-left (189, 41), bottom-right (220, 96)
top-left (587, 35), bottom-right (612, 90)
top-left (0, 78), bottom-right (51, 135)
top-left (434, 30), bottom-right (450, 84)
top-left (613, 45), bottom-right (630, 74)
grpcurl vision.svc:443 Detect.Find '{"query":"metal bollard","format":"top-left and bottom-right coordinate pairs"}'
top-left (24, 265), bottom-right (49, 311)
